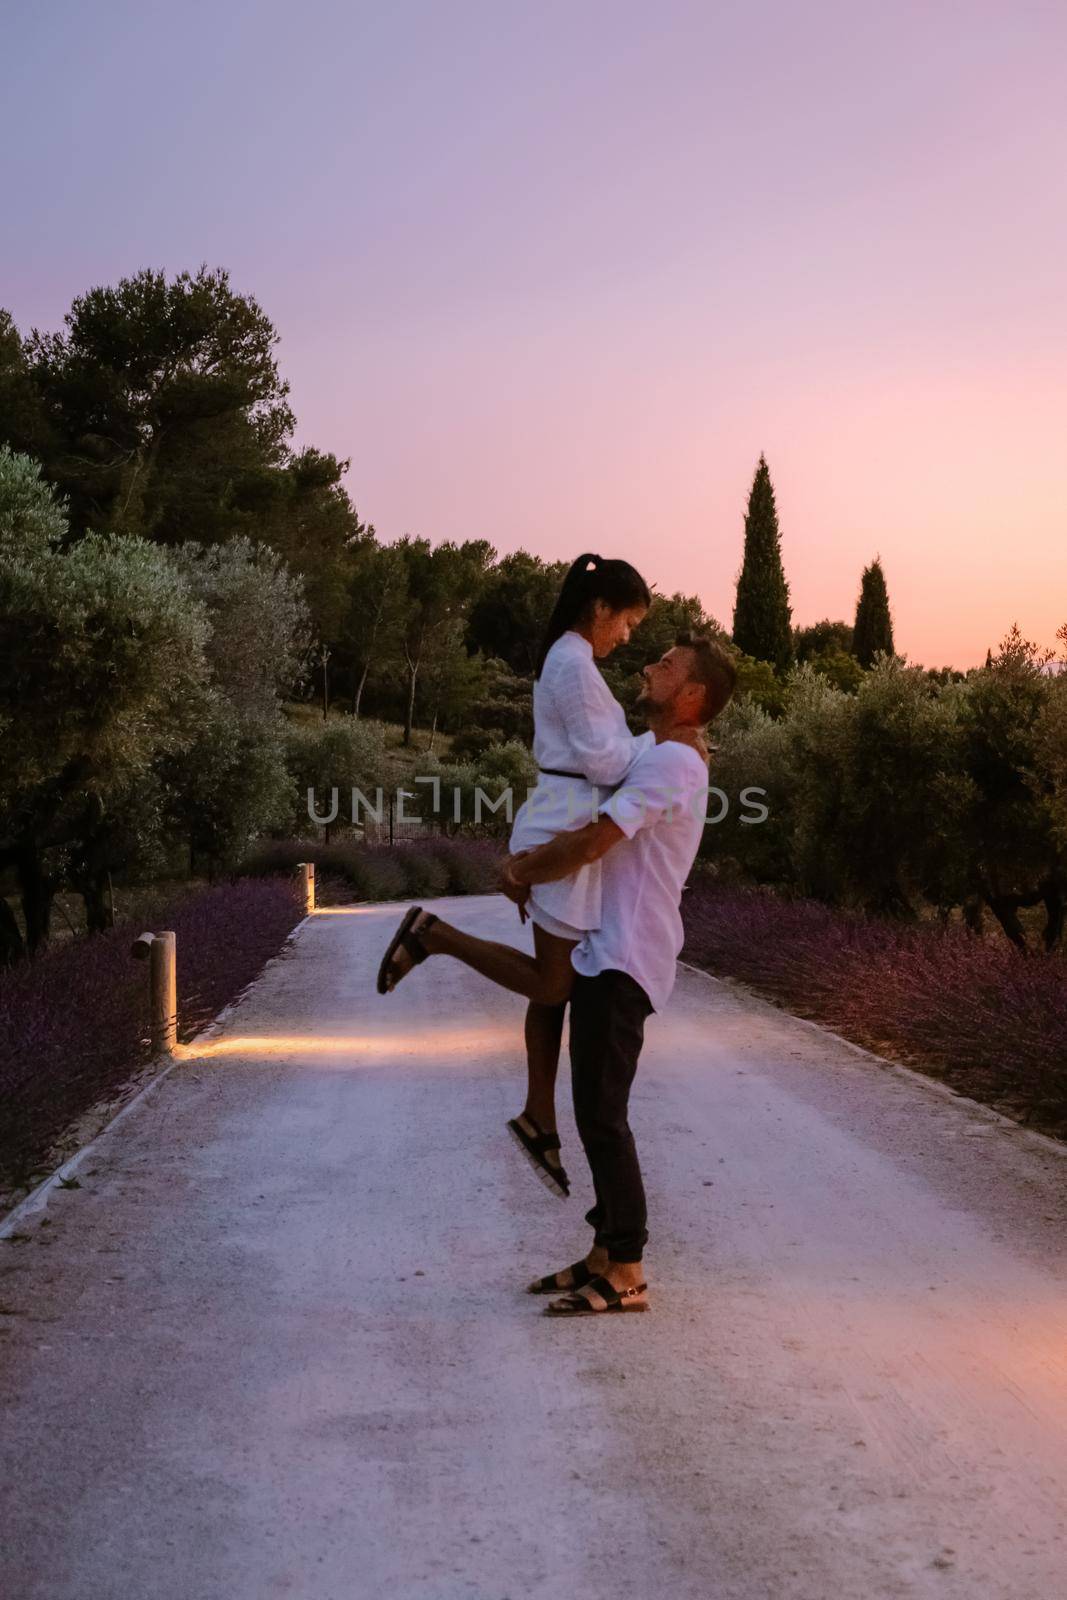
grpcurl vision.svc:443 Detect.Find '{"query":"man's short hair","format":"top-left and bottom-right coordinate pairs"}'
top-left (676, 632), bottom-right (738, 722)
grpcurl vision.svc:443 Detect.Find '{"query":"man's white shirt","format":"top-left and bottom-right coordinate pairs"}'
top-left (570, 738), bottom-right (710, 1011)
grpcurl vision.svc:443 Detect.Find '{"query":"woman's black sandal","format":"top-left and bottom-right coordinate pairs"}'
top-left (507, 1113), bottom-right (570, 1197)
top-left (545, 1276), bottom-right (649, 1315)
top-left (377, 906), bottom-right (438, 994)
top-left (528, 1260), bottom-right (594, 1295)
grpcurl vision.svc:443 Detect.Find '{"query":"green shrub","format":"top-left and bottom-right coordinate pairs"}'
top-left (237, 836), bottom-right (505, 902)
top-left (284, 718), bottom-right (388, 834)
top-left (434, 840), bottom-right (500, 893)
top-left (449, 726), bottom-right (505, 761)
top-left (395, 850), bottom-right (450, 898)
top-left (348, 853), bottom-right (408, 900)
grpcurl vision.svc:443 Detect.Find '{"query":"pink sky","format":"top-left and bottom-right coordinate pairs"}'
top-left (5, 0), bottom-right (1066, 667)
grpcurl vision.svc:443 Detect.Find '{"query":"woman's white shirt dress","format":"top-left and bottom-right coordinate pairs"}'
top-left (509, 631), bottom-right (653, 939)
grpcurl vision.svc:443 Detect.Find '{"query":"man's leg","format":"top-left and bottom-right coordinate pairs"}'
top-left (567, 969), bottom-right (653, 1291)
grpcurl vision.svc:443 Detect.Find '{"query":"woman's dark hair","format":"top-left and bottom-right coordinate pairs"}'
top-left (535, 553), bottom-right (652, 677)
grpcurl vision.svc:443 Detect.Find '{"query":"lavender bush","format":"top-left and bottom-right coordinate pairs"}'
top-left (682, 877), bottom-right (1067, 1130)
top-left (0, 877), bottom-right (302, 1180)
top-left (2, 834), bottom-right (505, 1183)
top-left (239, 835), bottom-right (503, 901)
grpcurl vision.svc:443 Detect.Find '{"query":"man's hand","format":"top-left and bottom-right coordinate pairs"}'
top-left (499, 853), bottom-right (531, 919)
top-left (499, 818), bottom-right (626, 902)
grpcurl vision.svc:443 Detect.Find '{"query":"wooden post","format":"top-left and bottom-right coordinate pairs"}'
top-left (297, 861), bottom-right (316, 914)
top-left (152, 932), bottom-right (177, 1055)
top-left (131, 930), bottom-right (177, 1056)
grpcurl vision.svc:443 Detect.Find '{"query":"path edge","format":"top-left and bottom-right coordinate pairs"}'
top-left (677, 958), bottom-right (1067, 1162)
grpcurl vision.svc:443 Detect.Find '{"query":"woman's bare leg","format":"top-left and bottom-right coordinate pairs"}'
top-left (382, 912), bottom-right (576, 1188)
top-left (407, 914), bottom-right (577, 1007)
top-left (513, 998), bottom-right (569, 1187)
top-left (523, 996), bottom-right (567, 1130)
top-left (522, 927), bottom-right (570, 1128)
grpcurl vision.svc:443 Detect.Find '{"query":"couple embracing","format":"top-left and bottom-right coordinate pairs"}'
top-left (378, 555), bottom-right (737, 1316)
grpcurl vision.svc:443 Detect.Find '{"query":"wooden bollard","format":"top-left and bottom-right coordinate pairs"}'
top-left (131, 930), bottom-right (177, 1056)
top-left (297, 861), bottom-right (316, 914)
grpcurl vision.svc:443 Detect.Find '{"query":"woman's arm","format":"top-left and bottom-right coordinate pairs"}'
top-left (550, 653), bottom-right (645, 786)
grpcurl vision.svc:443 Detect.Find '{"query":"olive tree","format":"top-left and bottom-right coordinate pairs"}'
top-left (284, 719), bottom-right (389, 842)
top-left (167, 537), bottom-right (310, 717)
top-left (0, 460), bottom-right (211, 956)
top-left (164, 708), bottom-right (293, 878)
top-left (954, 625), bottom-right (1067, 950)
top-left (1033, 625), bottom-right (1067, 869)
top-left (0, 445), bottom-right (66, 552)
top-left (156, 538), bottom-right (311, 874)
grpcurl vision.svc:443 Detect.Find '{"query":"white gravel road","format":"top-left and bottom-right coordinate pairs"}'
top-left (1, 894), bottom-right (1066, 1600)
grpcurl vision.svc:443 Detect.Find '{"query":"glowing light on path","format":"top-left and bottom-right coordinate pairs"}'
top-left (181, 1023), bottom-right (516, 1061)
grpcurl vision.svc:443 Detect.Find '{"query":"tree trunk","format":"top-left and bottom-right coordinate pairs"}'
top-left (403, 665), bottom-right (417, 746)
top-left (81, 871), bottom-right (111, 935)
top-left (428, 707), bottom-right (439, 753)
top-left (18, 846), bottom-right (54, 956)
top-left (984, 893), bottom-right (1029, 952)
top-left (962, 895), bottom-right (985, 936)
top-left (0, 898), bottom-right (26, 967)
top-left (352, 661), bottom-right (370, 718)
top-left (1042, 880), bottom-right (1065, 952)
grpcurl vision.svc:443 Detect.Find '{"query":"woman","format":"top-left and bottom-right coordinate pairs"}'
top-left (377, 554), bottom-right (652, 1196)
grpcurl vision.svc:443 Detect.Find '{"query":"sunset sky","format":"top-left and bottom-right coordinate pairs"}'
top-left (5, 0), bottom-right (1065, 668)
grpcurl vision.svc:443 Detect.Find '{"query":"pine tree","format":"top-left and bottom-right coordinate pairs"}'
top-left (731, 454), bottom-right (793, 671)
top-left (852, 557), bottom-right (895, 668)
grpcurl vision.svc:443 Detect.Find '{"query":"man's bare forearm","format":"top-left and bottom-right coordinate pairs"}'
top-left (509, 817), bottom-right (624, 887)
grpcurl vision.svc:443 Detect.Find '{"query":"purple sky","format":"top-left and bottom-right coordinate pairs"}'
top-left (5, 0), bottom-right (1066, 667)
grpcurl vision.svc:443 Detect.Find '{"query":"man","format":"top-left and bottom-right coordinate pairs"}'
top-left (378, 635), bottom-right (737, 1315)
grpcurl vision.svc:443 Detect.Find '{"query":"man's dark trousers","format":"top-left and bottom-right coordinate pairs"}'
top-left (568, 968), bottom-right (654, 1264)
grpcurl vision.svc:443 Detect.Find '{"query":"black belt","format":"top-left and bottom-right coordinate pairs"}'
top-left (538, 768), bottom-right (616, 794)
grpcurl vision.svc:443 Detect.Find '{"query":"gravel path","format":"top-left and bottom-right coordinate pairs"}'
top-left (2, 894), bottom-right (1066, 1600)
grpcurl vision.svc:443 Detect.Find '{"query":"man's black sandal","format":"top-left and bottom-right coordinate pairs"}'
top-left (545, 1276), bottom-right (649, 1315)
top-left (528, 1260), bottom-right (594, 1294)
top-left (507, 1114), bottom-right (570, 1197)
top-left (377, 906), bottom-right (438, 994)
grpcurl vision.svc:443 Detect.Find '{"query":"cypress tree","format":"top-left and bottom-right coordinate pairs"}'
top-left (732, 454), bottom-right (793, 671)
top-left (852, 557), bottom-right (895, 668)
